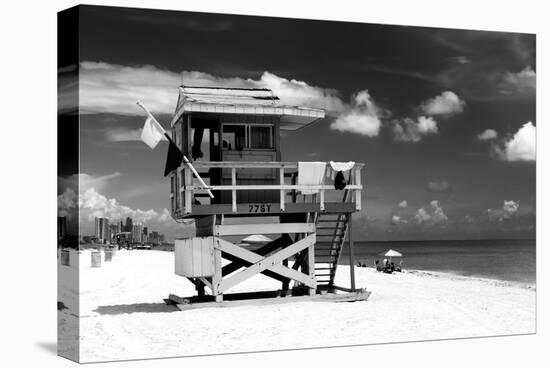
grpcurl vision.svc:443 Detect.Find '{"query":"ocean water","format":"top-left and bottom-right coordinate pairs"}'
top-left (337, 239), bottom-right (536, 286)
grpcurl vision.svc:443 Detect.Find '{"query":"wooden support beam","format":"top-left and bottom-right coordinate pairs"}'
top-left (184, 168), bottom-right (192, 214)
top-left (188, 184), bottom-right (362, 191)
top-left (214, 222), bottom-right (315, 236)
top-left (231, 167), bottom-right (237, 213)
top-left (198, 277), bottom-right (212, 290)
top-left (348, 214), bottom-right (356, 292)
top-left (186, 202), bottom-right (358, 216)
top-left (221, 235), bottom-right (292, 276)
top-left (307, 242), bottom-right (316, 296)
top-left (279, 167), bottom-right (285, 212)
top-left (215, 238), bottom-right (315, 288)
top-left (212, 245), bottom-right (223, 302)
top-left (215, 236), bottom-right (316, 292)
top-left (355, 167), bottom-right (362, 211)
top-left (222, 252), bottom-right (290, 283)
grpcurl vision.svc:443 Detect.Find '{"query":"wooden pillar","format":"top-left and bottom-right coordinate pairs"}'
top-left (307, 240), bottom-right (316, 296)
top-left (348, 213), bottom-right (356, 291)
top-left (282, 257), bottom-right (290, 295)
top-left (213, 237), bottom-right (223, 302)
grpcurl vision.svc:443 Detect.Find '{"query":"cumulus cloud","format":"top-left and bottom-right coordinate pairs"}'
top-left (492, 122), bottom-right (536, 162)
top-left (330, 90), bottom-right (383, 136)
top-left (419, 91), bottom-right (465, 116)
top-left (59, 172), bottom-right (122, 193)
top-left (398, 200), bottom-right (408, 208)
top-left (391, 215), bottom-right (408, 225)
top-left (499, 66), bottom-right (536, 96)
top-left (79, 61), bottom-right (346, 116)
top-left (414, 200), bottom-right (448, 226)
top-left (392, 116), bottom-right (438, 142)
top-left (57, 172), bottom-right (191, 240)
top-left (477, 129), bottom-right (498, 141)
top-left (427, 180), bottom-right (451, 193)
top-left (78, 188), bottom-right (171, 224)
top-left (105, 127), bottom-right (144, 142)
top-left (57, 187), bottom-right (187, 239)
top-left (488, 200), bottom-right (520, 222)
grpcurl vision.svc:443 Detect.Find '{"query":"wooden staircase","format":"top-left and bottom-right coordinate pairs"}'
top-left (313, 188), bottom-right (351, 289)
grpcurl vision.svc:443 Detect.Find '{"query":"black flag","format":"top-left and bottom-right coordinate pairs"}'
top-left (164, 135), bottom-right (184, 177)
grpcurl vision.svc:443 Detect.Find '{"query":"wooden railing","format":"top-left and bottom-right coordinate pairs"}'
top-left (172, 161), bottom-right (364, 216)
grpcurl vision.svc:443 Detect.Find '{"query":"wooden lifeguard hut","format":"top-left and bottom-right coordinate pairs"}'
top-left (166, 86), bottom-right (368, 307)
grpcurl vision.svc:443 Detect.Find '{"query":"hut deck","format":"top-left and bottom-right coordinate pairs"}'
top-left (166, 288), bottom-right (371, 310)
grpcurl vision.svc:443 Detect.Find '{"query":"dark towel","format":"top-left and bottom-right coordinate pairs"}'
top-left (334, 170), bottom-right (347, 190)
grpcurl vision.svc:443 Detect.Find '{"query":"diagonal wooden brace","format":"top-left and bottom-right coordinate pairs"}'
top-left (214, 235), bottom-right (317, 293)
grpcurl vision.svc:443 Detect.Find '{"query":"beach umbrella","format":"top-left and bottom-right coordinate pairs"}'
top-left (240, 234), bottom-right (273, 245)
top-left (379, 249), bottom-right (403, 262)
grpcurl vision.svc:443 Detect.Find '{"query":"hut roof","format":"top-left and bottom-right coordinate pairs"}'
top-left (170, 86), bottom-right (325, 130)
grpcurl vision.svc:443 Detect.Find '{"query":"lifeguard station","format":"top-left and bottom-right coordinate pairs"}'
top-left (167, 86), bottom-right (369, 308)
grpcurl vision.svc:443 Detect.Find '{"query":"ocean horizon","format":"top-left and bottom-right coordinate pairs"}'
top-left (337, 238), bottom-right (535, 287)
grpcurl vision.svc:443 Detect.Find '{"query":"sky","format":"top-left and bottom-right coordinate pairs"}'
top-left (58, 5), bottom-right (536, 241)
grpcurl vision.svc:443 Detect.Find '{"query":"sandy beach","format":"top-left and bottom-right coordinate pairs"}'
top-left (58, 249), bottom-right (536, 363)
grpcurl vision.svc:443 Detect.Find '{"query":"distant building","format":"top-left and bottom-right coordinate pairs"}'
top-left (150, 231), bottom-right (160, 245)
top-left (125, 217), bottom-right (133, 232)
top-left (58, 216), bottom-right (67, 241)
top-left (109, 224), bottom-right (119, 242)
top-left (132, 223), bottom-right (143, 243)
top-left (143, 226), bottom-right (148, 236)
top-left (94, 217), bottom-right (110, 244)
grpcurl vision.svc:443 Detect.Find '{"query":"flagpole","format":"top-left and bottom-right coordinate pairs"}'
top-left (136, 101), bottom-right (214, 199)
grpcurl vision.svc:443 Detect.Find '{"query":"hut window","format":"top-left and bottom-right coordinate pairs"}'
top-left (222, 124), bottom-right (246, 151)
top-left (249, 125), bottom-right (273, 149)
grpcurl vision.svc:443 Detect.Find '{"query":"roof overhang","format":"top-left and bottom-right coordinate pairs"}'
top-left (171, 102), bottom-right (325, 130)
top-left (170, 86), bottom-right (326, 131)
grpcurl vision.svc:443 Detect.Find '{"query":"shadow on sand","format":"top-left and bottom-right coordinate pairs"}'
top-left (36, 341), bottom-right (57, 355)
top-left (93, 302), bottom-right (179, 315)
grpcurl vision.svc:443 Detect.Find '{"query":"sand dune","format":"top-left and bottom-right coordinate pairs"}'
top-left (58, 249), bottom-right (536, 363)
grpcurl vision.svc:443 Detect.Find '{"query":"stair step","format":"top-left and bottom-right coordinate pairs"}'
top-left (315, 273), bottom-right (333, 277)
top-left (314, 267), bottom-right (333, 271)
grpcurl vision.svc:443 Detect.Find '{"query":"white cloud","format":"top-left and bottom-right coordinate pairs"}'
top-left (503, 200), bottom-right (520, 219)
top-left (419, 91), bottom-right (465, 116)
top-left (330, 90), bottom-right (383, 136)
top-left (80, 62), bottom-right (181, 115)
top-left (59, 172), bottom-right (121, 193)
top-left (414, 208), bottom-right (431, 224)
top-left (57, 172), bottom-right (191, 240)
top-left (500, 66), bottom-right (536, 96)
top-left (398, 200), bottom-right (408, 208)
top-left (79, 61), bottom-right (346, 116)
top-left (488, 200), bottom-right (520, 222)
top-left (477, 129), bottom-right (498, 141)
top-left (258, 71), bottom-right (345, 111)
top-left (392, 116), bottom-right (438, 142)
top-left (105, 127), bottom-right (143, 142)
top-left (414, 200), bottom-right (448, 226)
top-left (492, 122), bottom-right (536, 161)
top-left (430, 200), bottom-right (449, 224)
top-left (427, 180), bottom-right (451, 192)
top-left (79, 62), bottom-right (396, 138)
top-left (57, 187), bottom-right (187, 239)
top-left (391, 215), bottom-right (408, 225)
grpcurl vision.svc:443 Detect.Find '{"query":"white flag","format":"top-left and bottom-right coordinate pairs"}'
top-left (140, 116), bottom-right (166, 149)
